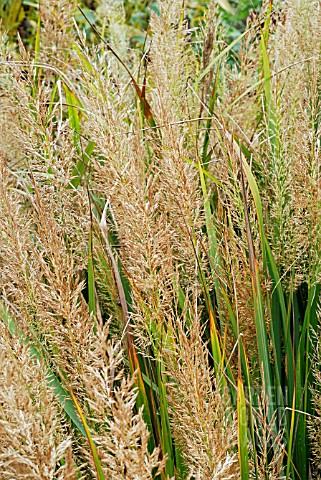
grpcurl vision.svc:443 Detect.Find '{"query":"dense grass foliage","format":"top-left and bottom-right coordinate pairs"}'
top-left (1, 0), bottom-right (321, 479)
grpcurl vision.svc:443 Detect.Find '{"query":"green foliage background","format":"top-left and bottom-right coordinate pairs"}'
top-left (1, 0), bottom-right (262, 47)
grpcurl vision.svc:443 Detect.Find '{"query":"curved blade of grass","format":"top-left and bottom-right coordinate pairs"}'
top-left (72, 41), bottom-right (94, 73)
top-left (63, 84), bottom-right (81, 131)
top-left (63, 83), bottom-right (81, 141)
top-left (45, 370), bottom-right (86, 437)
top-left (239, 152), bottom-right (266, 267)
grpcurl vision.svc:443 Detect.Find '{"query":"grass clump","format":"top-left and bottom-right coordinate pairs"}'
top-left (1, 0), bottom-right (321, 478)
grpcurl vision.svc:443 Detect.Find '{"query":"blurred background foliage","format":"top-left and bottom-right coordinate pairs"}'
top-left (1, 0), bottom-right (262, 50)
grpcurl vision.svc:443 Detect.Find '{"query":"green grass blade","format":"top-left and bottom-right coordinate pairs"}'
top-left (243, 354), bottom-right (259, 479)
top-left (87, 226), bottom-right (96, 316)
top-left (46, 370), bottom-right (86, 437)
top-left (156, 362), bottom-right (175, 478)
top-left (69, 389), bottom-right (106, 480)
top-left (294, 283), bottom-right (320, 478)
top-left (238, 379), bottom-right (249, 480)
top-left (70, 141), bottom-right (95, 190)
top-left (239, 152), bottom-right (266, 267)
top-left (286, 390), bottom-right (296, 480)
top-left (186, 157), bottom-right (223, 188)
top-left (63, 83), bottom-right (81, 135)
top-left (233, 138), bottom-right (274, 413)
